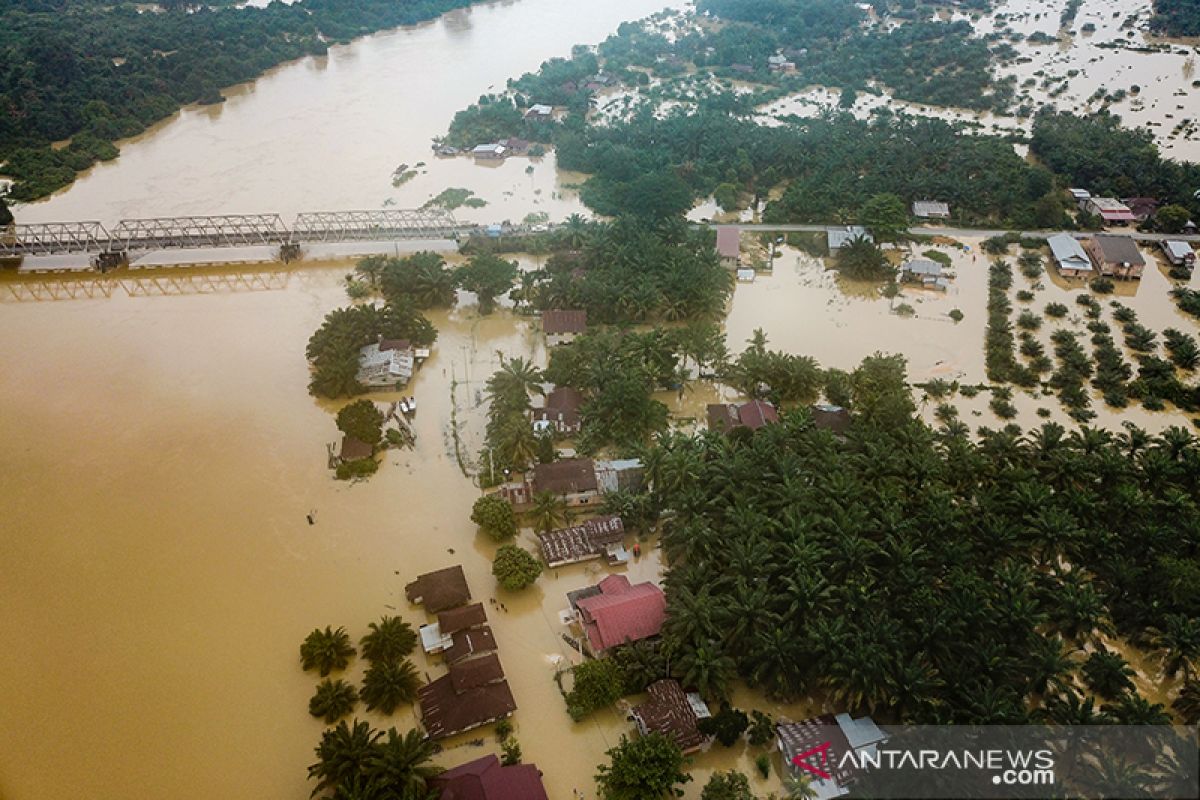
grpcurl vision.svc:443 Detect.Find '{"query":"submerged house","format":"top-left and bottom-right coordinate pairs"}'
top-left (524, 104), bottom-right (554, 120)
top-left (531, 386), bottom-right (583, 435)
top-left (542, 309), bottom-right (588, 346)
top-left (357, 339), bottom-right (415, 389)
top-left (777, 713), bottom-right (889, 799)
top-left (707, 400), bottom-right (779, 433)
top-left (809, 403), bottom-right (851, 435)
top-left (568, 574), bottom-right (667, 657)
top-left (429, 754), bottom-right (549, 800)
top-left (405, 565), bottom-right (472, 614)
top-left (537, 515), bottom-right (626, 568)
top-left (715, 226), bottom-right (741, 268)
top-left (418, 657), bottom-right (516, 740)
top-left (630, 679), bottom-right (711, 754)
top-left (1047, 233), bottom-right (1093, 278)
top-left (1085, 234), bottom-right (1145, 279)
top-left (419, 602), bottom-right (488, 655)
top-left (1085, 197), bottom-right (1136, 225)
top-left (472, 143), bottom-right (508, 160)
top-left (900, 258), bottom-right (947, 290)
top-left (1161, 240), bottom-right (1196, 269)
top-left (337, 435), bottom-right (374, 464)
top-left (911, 200), bottom-right (950, 219)
top-left (826, 226), bottom-right (871, 250)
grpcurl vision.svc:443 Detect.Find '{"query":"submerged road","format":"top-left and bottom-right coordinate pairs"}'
top-left (726, 223), bottom-right (1200, 244)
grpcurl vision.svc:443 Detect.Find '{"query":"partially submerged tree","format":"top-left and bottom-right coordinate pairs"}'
top-left (471, 494), bottom-right (518, 540)
top-left (492, 544), bottom-right (543, 591)
top-left (300, 626), bottom-right (356, 677)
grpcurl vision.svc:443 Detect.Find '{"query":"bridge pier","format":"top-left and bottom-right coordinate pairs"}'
top-left (279, 243), bottom-right (301, 263)
top-left (92, 251), bottom-right (127, 273)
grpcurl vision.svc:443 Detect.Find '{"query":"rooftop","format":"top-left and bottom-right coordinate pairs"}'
top-left (538, 515), bottom-right (625, 567)
top-left (418, 674), bottom-right (516, 740)
top-left (826, 226), bottom-right (871, 250)
top-left (339, 435), bottom-right (374, 462)
top-left (810, 404), bottom-right (851, 434)
top-left (778, 713), bottom-right (887, 799)
top-left (903, 258), bottom-right (942, 277)
top-left (631, 679), bottom-right (709, 753)
top-left (404, 565), bottom-right (471, 613)
top-left (575, 574), bottom-right (667, 654)
top-left (430, 754), bottom-right (549, 800)
top-left (542, 309), bottom-right (588, 335)
top-left (444, 625), bottom-right (497, 664)
top-left (533, 458), bottom-right (597, 495)
top-left (1089, 234), bottom-right (1145, 267)
top-left (715, 226), bottom-right (740, 258)
top-left (448, 652), bottom-right (505, 692)
top-left (1163, 240), bottom-right (1195, 259)
top-left (708, 401), bottom-right (779, 433)
top-left (1047, 233), bottom-right (1090, 267)
top-left (912, 200), bottom-right (949, 218)
top-left (437, 603), bottom-right (487, 635)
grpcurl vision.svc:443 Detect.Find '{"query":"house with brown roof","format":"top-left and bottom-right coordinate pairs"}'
top-left (535, 458), bottom-right (599, 505)
top-left (1121, 197), bottom-right (1159, 223)
top-left (429, 754), bottom-right (549, 800)
top-left (537, 515), bottom-right (626, 568)
top-left (405, 566), bottom-right (472, 613)
top-left (777, 713), bottom-right (888, 800)
top-left (1084, 234), bottom-right (1146, 279)
top-left (809, 404), bottom-right (851, 435)
top-left (715, 227), bottom-right (741, 268)
top-left (338, 435), bottom-right (374, 463)
top-left (1085, 197), bottom-right (1136, 225)
top-left (418, 672), bottom-right (516, 740)
top-left (542, 309), bottom-right (588, 346)
top-left (569, 574), bottom-right (667, 657)
top-left (420, 603), bottom-right (488, 655)
top-left (531, 386), bottom-right (583, 435)
top-left (707, 400), bottom-right (780, 433)
top-left (630, 679), bottom-right (711, 754)
top-left (448, 652), bottom-right (505, 692)
top-left (444, 625), bottom-right (498, 665)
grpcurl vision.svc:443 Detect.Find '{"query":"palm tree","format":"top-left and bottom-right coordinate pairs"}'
top-left (301, 626), bottom-right (357, 676)
top-left (559, 213), bottom-right (591, 249)
top-left (1103, 692), bottom-right (1172, 725)
top-left (1081, 649), bottom-right (1136, 700)
top-left (310, 679), bottom-right (359, 724)
top-left (783, 774), bottom-right (819, 800)
top-left (486, 356), bottom-right (544, 409)
top-left (528, 490), bottom-right (568, 534)
top-left (493, 414), bottom-right (539, 470)
top-left (360, 659), bottom-right (421, 715)
top-left (1173, 680), bottom-right (1200, 724)
top-left (366, 727), bottom-right (441, 800)
top-left (1038, 689), bottom-right (1107, 725)
top-left (309, 719), bottom-right (381, 799)
top-left (1148, 614), bottom-right (1200, 682)
top-left (674, 643), bottom-right (737, 701)
top-left (360, 616), bottom-right (417, 664)
top-left (1049, 580), bottom-right (1114, 645)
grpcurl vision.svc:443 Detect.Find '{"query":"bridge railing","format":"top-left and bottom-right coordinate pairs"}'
top-left (0, 222), bottom-right (111, 256)
top-left (109, 214), bottom-right (291, 250)
top-left (290, 209), bottom-right (461, 242)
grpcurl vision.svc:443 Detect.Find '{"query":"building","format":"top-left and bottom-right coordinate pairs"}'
top-left (537, 515), bottom-right (626, 568)
top-left (707, 400), bottom-right (780, 433)
top-left (1068, 187), bottom-right (1092, 208)
top-left (568, 574), bottom-right (667, 656)
top-left (443, 625), bottom-right (498, 665)
top-left (430, 754), bottom-right (549, 800)
top-left (1085, 197), bottom-right (1136, 225)
top-left (777, 713), bottom-right (889, 800)
top-left (472, 143), bottom-right (508, 160)
top-left (826, 226), bottom-right (872, 250)
top-left (630, 679), bottom-right (711, 754)
top-left (809, 404), bottom-right (851, 435)
top-left (1122, 197), bottom-right (1159, 222)
top-left (531, 386), bottom-right (583, 435)
top-left (1084, 234), bottom-right (1146, 279)
top-left (338, 435), bottom-right (374, 463)
top-left (593, 459), bottom-right (645, 493)
top-left (418, 670), bottom-right (516, 740)
top-left (1161, 240), bottom-right (1196, 269)
top-left (524, 104), bottom-right (554, 120)
top-left (900, 258), bottom-right (945, 289)
top-left (911, 200), bottom-right (950, 219)
top-left (767, 54), bottom-right (796, 72)
top-left (420, 602), bottom-right (488, 654)
top-left (498, 137), bottom-right (530, 155)
top-left (715, 226), bottom-right (741, 268)
top-left (542, 309), bottom-right (587, 346)
top-left (405, 565), bottom-right (472, 613)
top-left (1047, 233), bottom-right (1093, 278)
top-left (533, 458), bottom-right (599, 505)
top-left (356, 339), bottom-right (415, 389)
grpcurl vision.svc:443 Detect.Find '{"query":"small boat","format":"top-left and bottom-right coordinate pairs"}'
top-left (404, 397), bottom-right (417, 416)
top-left (398, 399), bottom-right (411, 415)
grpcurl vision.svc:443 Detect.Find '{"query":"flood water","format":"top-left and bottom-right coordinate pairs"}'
top-left (3, 2), bottom-right (1199, 799)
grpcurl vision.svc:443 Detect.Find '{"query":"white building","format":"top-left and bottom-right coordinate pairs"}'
top-left (356, 340), bottom-right (414, 389)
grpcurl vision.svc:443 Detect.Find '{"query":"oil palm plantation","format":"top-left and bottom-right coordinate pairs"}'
top-left (301, 626), bottom-right (357, 676)
top-left (1081, 649), bottom-right (1136, 700)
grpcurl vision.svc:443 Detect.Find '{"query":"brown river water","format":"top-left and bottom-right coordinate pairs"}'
top-left (3, 2), bottom-right (1199, 799)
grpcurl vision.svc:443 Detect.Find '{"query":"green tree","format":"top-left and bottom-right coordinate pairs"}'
top-left (471, 494), bottom-right (518, 540)
top-left (309, 679), bottom-right (359, 724)
top-left (457, 254), bottom-right (518, 314)
top-left (360, 616), bottom-right (417, 664)
top-left (1081, 650), bottom-right (1135, 700)
top-left (0, 197), bottom-right (12, 226)
top-left (368, 727), bottom-right (442, 798)
top-left (360, 659), bottom-right (421, 714)
top-left (835, 236), bottom-right (894, 281)
top-left (1154, 204), bottom-right (1192, 234)
top-left (697, 704), bottom-right (750, 747)
top-left (492, 544), bottom-right (543, 590)
top-left (859, 193), bottom-right (909, 242)
top-left (301, 626), bottom-right (357, 677)
top-left (595, 733), bottom-right (691, 800)
top-left (850, 352), bottom-right (915, 428)
top-left (567, 658), bottom-right (626, 720)
top-left (308, 719), bottom-right (381, 799)
top-left (529, 490), bottom-right (569, 533)
top-left (501, 738), bottom-right (522, 766)
top-left (701, 770), bottom-right (755, 800)
top-left (336, 400), bottom-right (385, 446)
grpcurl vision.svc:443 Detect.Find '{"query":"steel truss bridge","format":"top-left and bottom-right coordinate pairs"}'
top-left (0, 208), bottom-right (466, 260)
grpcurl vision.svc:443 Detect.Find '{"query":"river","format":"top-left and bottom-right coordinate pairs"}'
top-left (2, 2), bottom-right (1198, 799)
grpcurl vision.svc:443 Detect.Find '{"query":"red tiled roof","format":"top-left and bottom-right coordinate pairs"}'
top-left (430, 754), bottom-right (549, 800)
top-left (533, 458), bottom-right (597, 495)
top-left (419, 675), bottom-right (516, 740)
top-left (737, 400), bottom-right (779, 430)
top-left (575, 575), bottom-right (666, 653)
top-left (542, 309), bottom-right (588, 335)
top-left (438, 603), bottom-right (487, 635)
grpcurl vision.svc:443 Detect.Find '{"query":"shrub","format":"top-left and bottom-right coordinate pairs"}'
top-left (1017, 310), bottom-right (1042, 330)
top-left (949, 308), bottom-right (964, 322)
top-left (1090, 277), bottom-right (1115, 294)
top-left (492, 544), bottom-right (543, 590)
top-left (922, 249), bottom-right (952, 267)
top-left (698, 704), bottom-right (750, 747)
top-left (336, 399), bottom-right (385, 446)
top-left (471, 494), bottom-right (518, 540)
top-left (1045, 302), bottom-right (1068, 318)
top-left (1017, 290), bottom-right (1035, 302)
top-left (335, 458), bottom-right (378, 480)
top-left (895, 303), bottom-right (916, 317)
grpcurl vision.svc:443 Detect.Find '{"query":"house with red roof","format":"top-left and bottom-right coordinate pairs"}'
top-left (430, 754), bottom-right (549, 800)
top-left (567, 574), bottom-right (667, 657)
top-left (707, 400), bottom-right (780, 433)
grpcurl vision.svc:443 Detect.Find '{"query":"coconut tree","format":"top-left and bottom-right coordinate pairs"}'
top-left (1148, 614), bottom-right (1200, 682)
top-left (1103, 692), bottom-right (1172, 725)
top-left (486, 357), bottom-right (544, 409)
top-left (310, 679), bottom-right (359, 725)
top-left (528, 490), bottom-right (568, 534)
top-left (1172, 680), bottom-right (1200, 724)
top-left (674, 643), bottom-right (737, 702)
top-left (367, 727), bottom-right (442, 800)
top-left (1037, 689), bottom-right (1107, 725)
top-left (360, 660), bottom-right (421, 715)
top-left (301, 626), bottom-right (357, 676)
top-left (309, 719), bottom-right (382, 799)
top-left (492, 414), bottom-right (539, 470)
top-left (360, 617), bottom-right (417, 664)
top-left (1081, 649), bottom-right (1136, 700)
